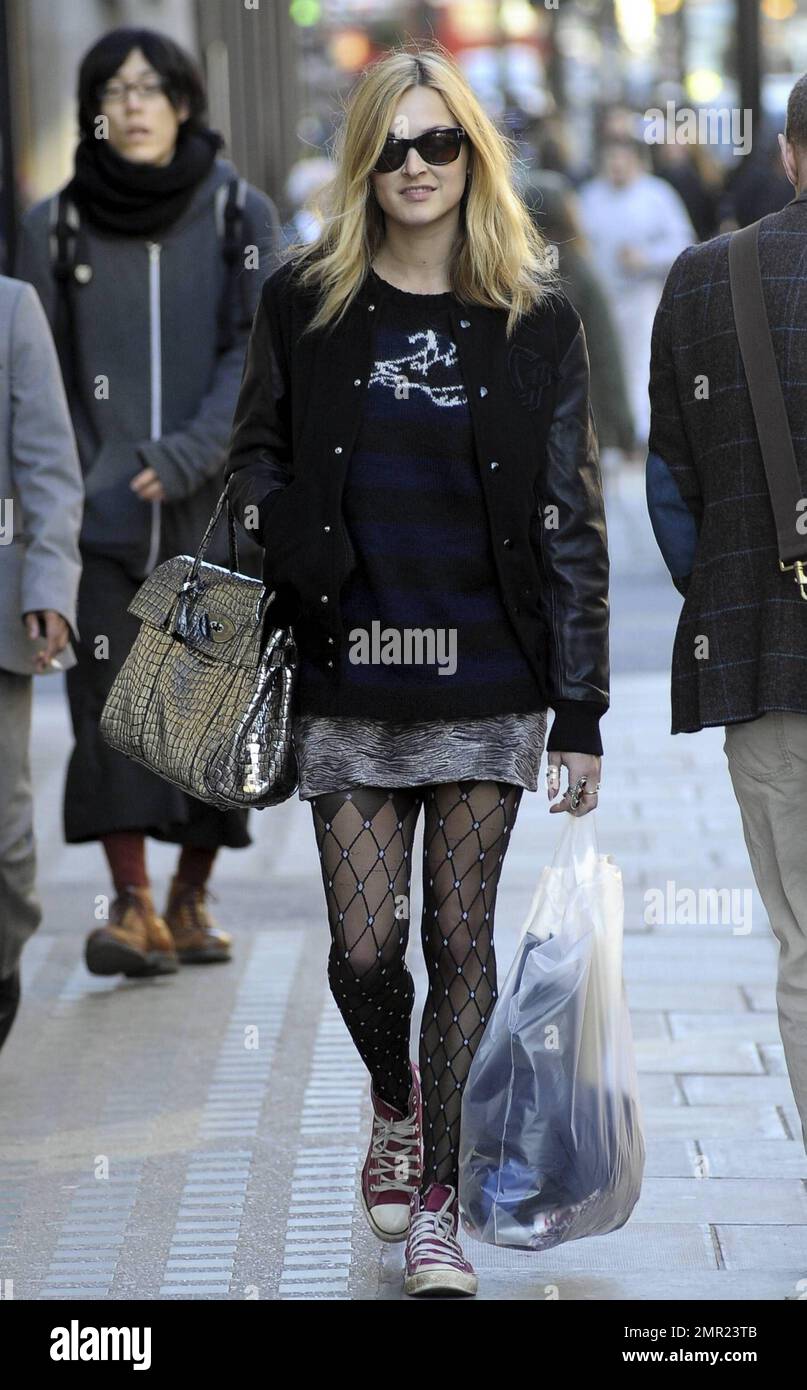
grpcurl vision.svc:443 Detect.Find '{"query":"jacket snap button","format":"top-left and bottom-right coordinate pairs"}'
top-left (460, 319), bottom-right (470, 328)
top-left (368, 303), bottom-right (375, 312)
top-left (334, 446), bottom-right (343, 454)
top-left (353, 378), bottom-right (361, 386)
top-left (323, 524), bottom-right (331, 533)
top-left (320, 594), bottom-right (329, 603)
top-left (328, 636), bottom-right (334, 644)
top-left (479, 386), bottom-right (488, 397)
top-left (489, 460), bottom-right (499, 471)
top-left (327, 660), bottom-right (334, 668)
top-left (503, 537), bottom-right (512, 547)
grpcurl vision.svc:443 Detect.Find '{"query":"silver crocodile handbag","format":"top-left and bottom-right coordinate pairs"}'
top-left (99, 482), bottom-right (298, 809)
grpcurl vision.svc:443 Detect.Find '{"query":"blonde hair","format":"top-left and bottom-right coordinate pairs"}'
top-left (285, 41), bottom-right (560, 339)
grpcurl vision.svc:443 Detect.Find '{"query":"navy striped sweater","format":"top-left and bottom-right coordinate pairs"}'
top-left (297, 269), bottom-right (547, 720)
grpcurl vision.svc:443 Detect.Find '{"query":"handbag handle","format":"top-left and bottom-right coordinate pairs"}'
top-left (161, 479), bottom-right (242, 640)
top-left (185, 476), bottom-right (240, 583)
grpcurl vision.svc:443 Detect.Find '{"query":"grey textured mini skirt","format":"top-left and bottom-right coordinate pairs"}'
top-left (292, 709), bottom-right (549, 800)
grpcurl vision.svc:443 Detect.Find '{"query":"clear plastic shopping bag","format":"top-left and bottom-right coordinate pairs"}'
top-left (458, 812), bottom-right (645, 1250)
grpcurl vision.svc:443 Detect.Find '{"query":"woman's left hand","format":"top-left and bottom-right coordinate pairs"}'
top-left (546, 750), bottom-right (601, 816)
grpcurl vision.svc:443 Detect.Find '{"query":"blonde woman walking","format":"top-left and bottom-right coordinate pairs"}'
top-left (225, 43), bottom-right (609, 1298)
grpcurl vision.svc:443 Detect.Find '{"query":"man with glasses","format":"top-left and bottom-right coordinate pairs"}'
top-left (15, 27), bottom-right (281, 982)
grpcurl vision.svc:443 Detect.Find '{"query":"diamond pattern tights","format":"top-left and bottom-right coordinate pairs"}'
top-left (310, 780), bottom-right (523, 1192)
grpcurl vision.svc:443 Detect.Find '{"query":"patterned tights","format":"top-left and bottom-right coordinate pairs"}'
top-left (309, 780), bottom-right (523, 1192)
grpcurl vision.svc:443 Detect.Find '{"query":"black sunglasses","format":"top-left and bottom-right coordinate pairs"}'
top-left (373, 126), bottom-right (467, 174)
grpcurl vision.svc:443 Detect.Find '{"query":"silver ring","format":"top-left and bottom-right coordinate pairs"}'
top-left (569, 776), bottom-right (587, 810)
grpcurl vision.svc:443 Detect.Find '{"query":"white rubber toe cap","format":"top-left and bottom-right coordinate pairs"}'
top-left (370, 1201), bottom-right (411, 1236)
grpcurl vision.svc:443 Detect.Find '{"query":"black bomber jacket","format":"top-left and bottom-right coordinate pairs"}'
top-left (224, 257), bottom-right (610, 755)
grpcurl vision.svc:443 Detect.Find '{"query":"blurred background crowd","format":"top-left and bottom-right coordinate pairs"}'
top-left (2, 0), bottom-right (807, 465)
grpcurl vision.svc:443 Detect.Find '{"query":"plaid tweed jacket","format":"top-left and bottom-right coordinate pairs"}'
top-left (648, 190), bottom-right (807, 734)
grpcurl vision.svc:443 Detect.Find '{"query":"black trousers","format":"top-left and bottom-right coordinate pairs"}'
top-left (63, 550), bottom-right (251, 850)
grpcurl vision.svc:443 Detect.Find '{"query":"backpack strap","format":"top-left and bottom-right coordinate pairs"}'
top-left (215, 176), bottom-right (247, 261)
top-left (48, 192), bottom-right (93, 415)
top-left (49, 191), bottom-right (78, 284)
top-left (49, 191), bottom-right (93, 284)
top-left (215, 176), bottom-right (252, 353)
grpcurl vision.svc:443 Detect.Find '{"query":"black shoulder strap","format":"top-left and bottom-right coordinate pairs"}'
top-left (50, 190), bottom-right (78, 283)
top-left (219, 176), bottom-right (246, 266)
top-left (215, 176), bottom-right (252, 353)
top-left (729, 220), bottom-right (807, 571)
top-left (48, 192), bottom-right (94, 427)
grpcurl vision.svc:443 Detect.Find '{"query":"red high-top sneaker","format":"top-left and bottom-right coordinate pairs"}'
top-left (404, 1182), bottom-right (478, 1297)
top-left (360, 1062), bottom-right (423, 1242)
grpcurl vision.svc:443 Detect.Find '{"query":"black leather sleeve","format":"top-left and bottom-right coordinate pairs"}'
top-left (222, 272), bottom-right (318, 624)
top-left (224, 274), bottom-right (294, 543)
top-left (534, 318), bottom-right (610, 755)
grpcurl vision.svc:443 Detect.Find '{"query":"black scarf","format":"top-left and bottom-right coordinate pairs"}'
top-left (67, 126), bottom-right (224, 237)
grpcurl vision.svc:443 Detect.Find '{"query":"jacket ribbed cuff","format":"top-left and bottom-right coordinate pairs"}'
top-left (257, 487), bottom-right (286, 539)
top-left (545, 700), bottom-right (607, 756)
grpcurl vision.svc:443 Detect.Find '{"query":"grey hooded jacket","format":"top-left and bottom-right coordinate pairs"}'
top-left (14, 156), bottom-right (281, 576)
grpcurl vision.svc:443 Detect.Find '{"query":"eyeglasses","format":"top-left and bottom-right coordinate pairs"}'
top-left (99, 78), bottom-right (166, 105)
top-left (372, 126), bottom-right (466, 174)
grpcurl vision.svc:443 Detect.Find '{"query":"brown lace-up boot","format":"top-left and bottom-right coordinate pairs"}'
top-left (85, 885), bottom-right (180, 978)
top-left (163, 878), bottom-right (232, 963)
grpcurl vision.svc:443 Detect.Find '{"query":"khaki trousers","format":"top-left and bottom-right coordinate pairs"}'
top-left (0, 669), bottom-right (41, 981)
top-left (724, 711), bottom-right (807, 1153)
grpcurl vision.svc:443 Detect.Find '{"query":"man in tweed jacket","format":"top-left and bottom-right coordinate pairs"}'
top-left (646, 75), bottom-right (807, 1154)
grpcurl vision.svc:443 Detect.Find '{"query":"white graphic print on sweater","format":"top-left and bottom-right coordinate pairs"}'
top-left (368, 329), bottom-right (467, 408)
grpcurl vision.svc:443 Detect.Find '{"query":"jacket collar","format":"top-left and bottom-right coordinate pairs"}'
top-left (350, 260), bottom-right (498, 334)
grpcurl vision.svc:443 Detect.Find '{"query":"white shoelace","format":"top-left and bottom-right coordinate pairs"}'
top-left (369, 1110), bottom-right (421, 1194)
top-left (407, 1189), bottom-right (468, 1268)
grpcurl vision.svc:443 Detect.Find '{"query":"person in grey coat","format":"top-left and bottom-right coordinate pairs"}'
top-left (520, 171), bottom-right (636, 455)
top-left (14, 27), bottom-right (281, 981)
top-left (0, 275), bottom-right (83, 1052)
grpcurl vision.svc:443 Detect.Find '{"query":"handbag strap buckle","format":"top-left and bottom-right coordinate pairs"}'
top-left (779, 557), bottom-right (807, 600)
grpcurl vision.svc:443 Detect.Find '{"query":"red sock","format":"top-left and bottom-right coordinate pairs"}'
top-left (102, 832), bottom-right (148, 894)
top-left (175, 845), bottom-right (218, 888)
